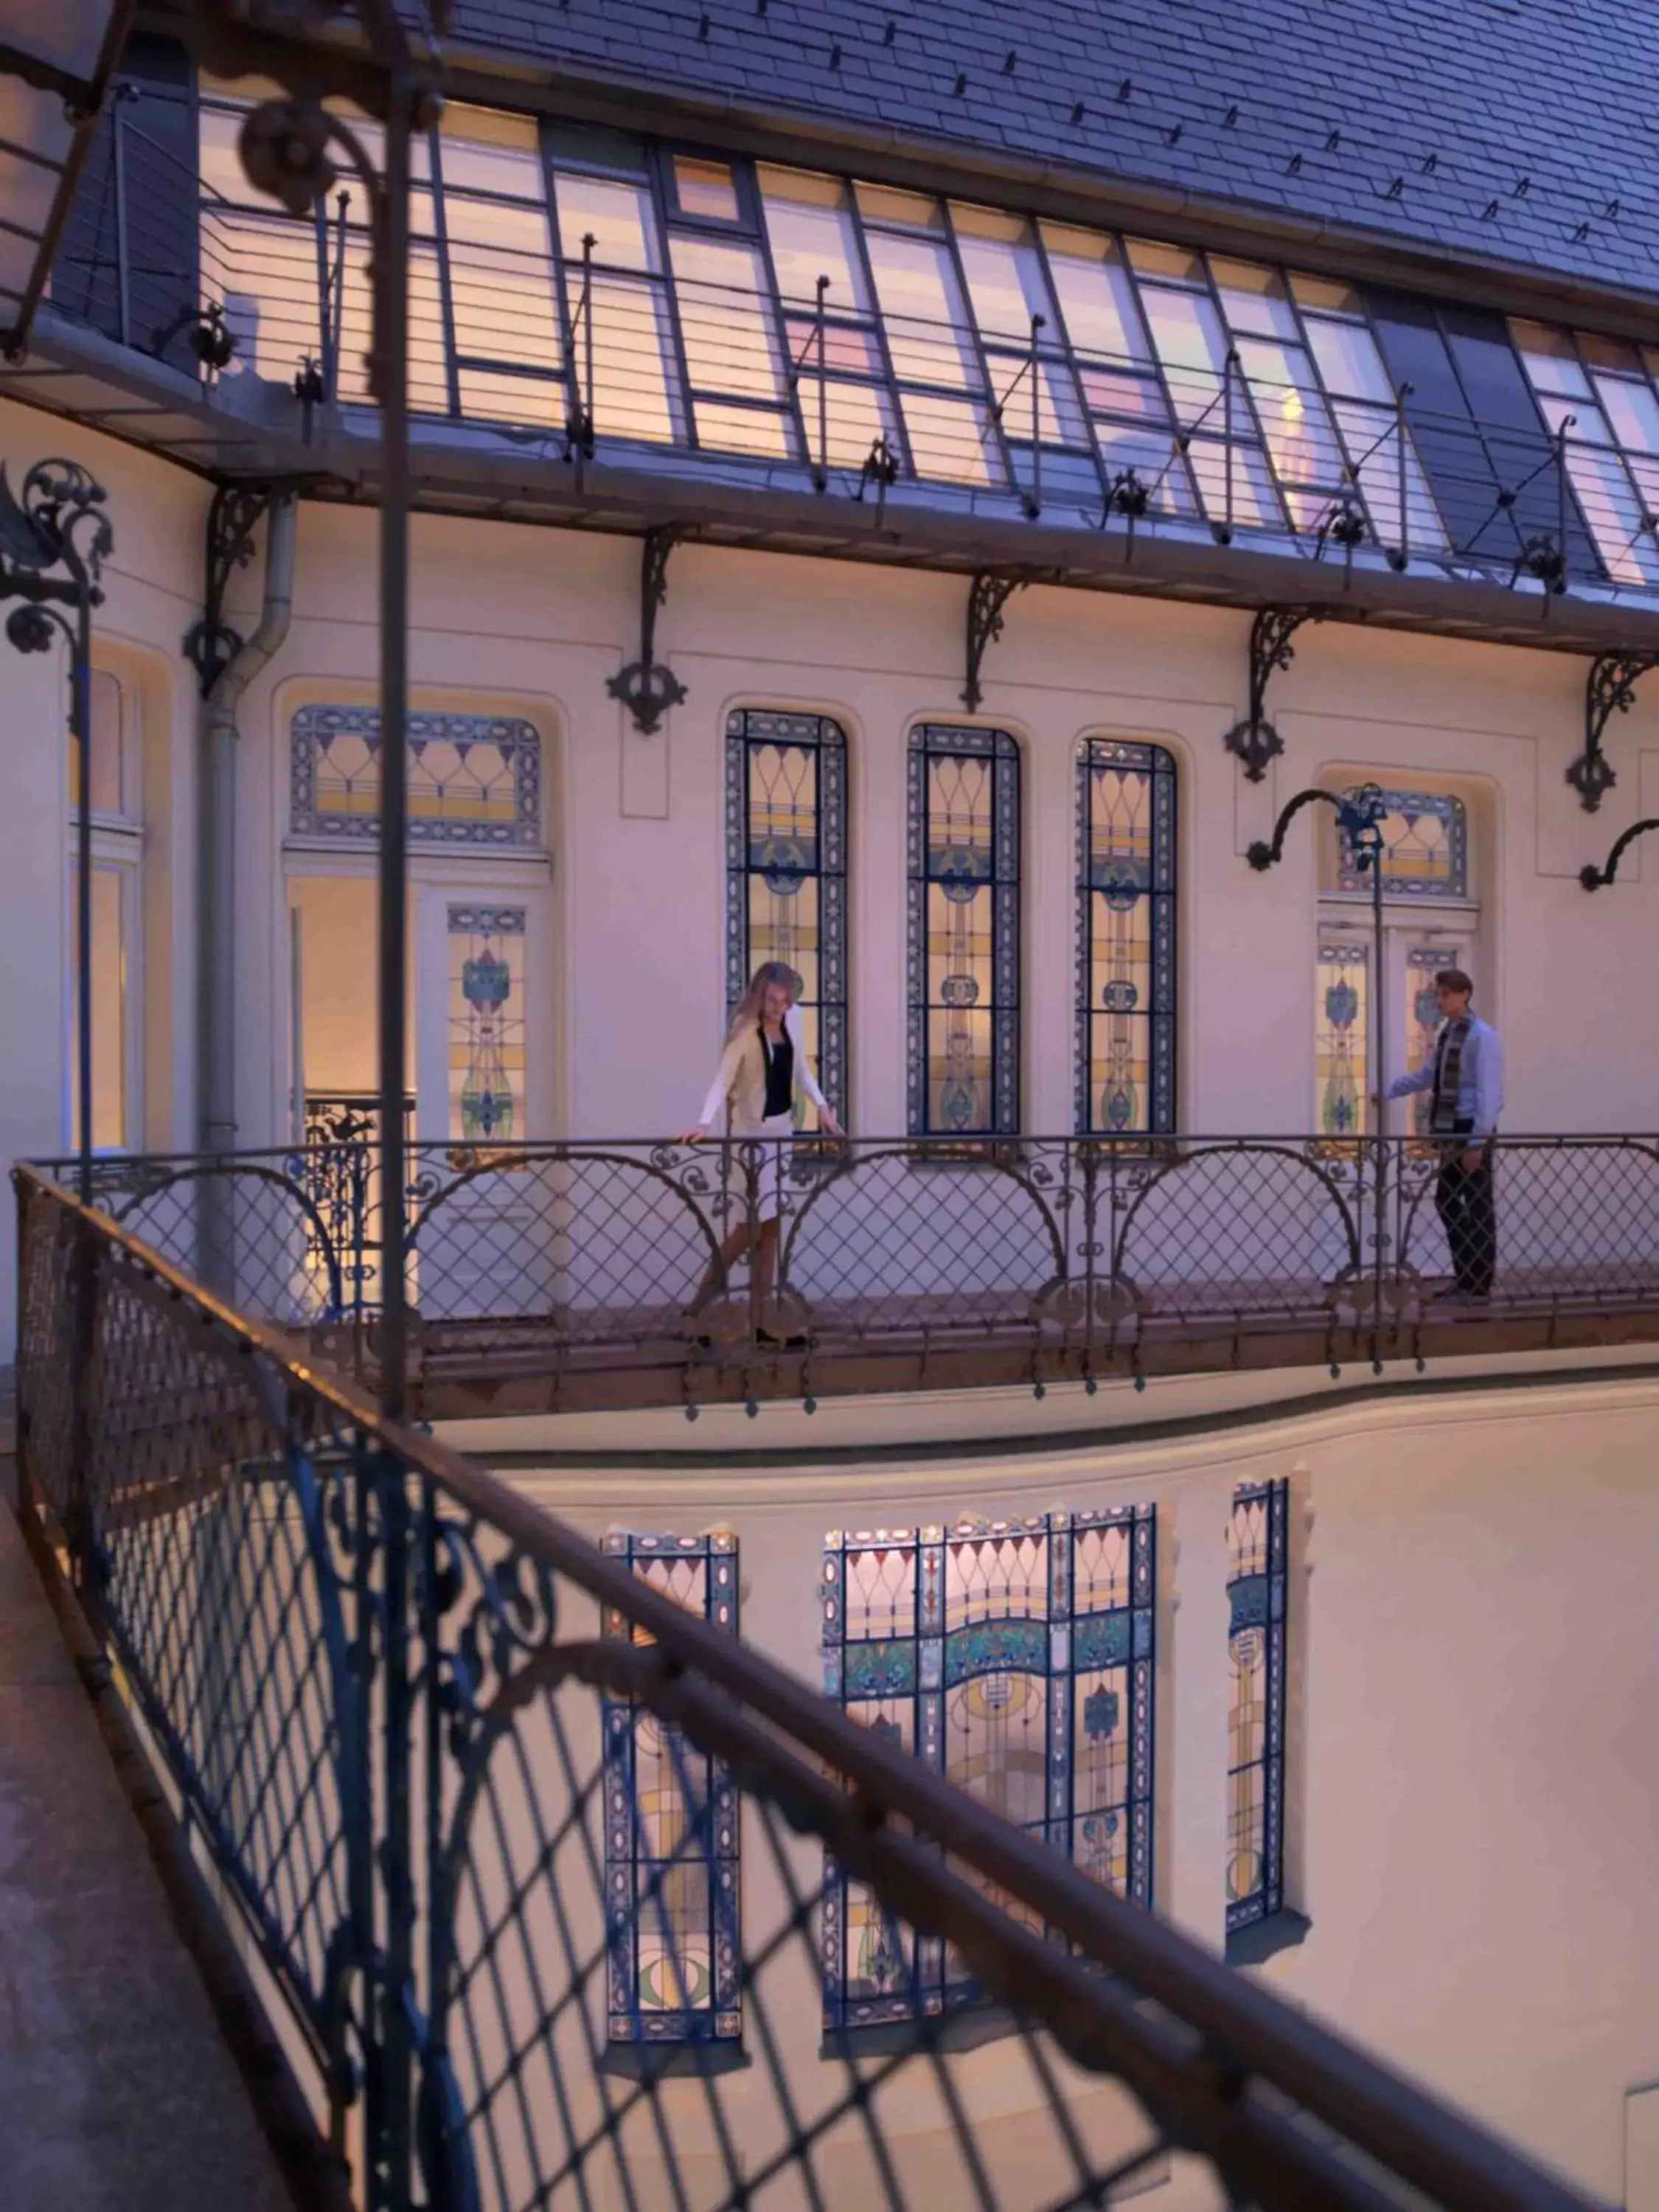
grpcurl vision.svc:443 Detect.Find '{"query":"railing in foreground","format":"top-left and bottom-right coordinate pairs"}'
top-left (12, 1164), bottom-right (1603, 2212)
top-left (38, 1131), bottom-right (1659, 1415)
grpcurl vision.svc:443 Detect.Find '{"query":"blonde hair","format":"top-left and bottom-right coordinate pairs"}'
top-left (726, 961), bottom-right (800, 1042)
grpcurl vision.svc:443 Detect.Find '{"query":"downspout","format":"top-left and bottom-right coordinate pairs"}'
top-left (198, 490), bottom-right (296, 1159)
top-left (197, 491), bottom-right (296, 1301)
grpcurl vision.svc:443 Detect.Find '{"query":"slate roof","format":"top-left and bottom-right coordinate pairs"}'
top-left (440, 0), bottom-right (1659, 302)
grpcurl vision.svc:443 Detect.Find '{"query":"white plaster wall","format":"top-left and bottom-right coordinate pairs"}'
top-left (498, 1370), bottom-right (1659, 2206)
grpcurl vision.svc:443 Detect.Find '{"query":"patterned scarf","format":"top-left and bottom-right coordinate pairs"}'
top-left (1430, 1015), bottom-right (1472, 1137)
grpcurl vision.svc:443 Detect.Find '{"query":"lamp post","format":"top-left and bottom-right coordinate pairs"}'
top-left (0, 459), bottom-right (112, 1203)
top-left (1580, 819), bottom-right (1659, 891)
top-left (1248, 782), bottom-right (1391, 1338)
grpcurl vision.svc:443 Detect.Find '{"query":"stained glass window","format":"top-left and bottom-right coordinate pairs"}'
top-left (1315, 938), bottom-right (1370, 1138)
top-left (446, 905), bottom-right (526, 1143)
top-left (1075, 739), bottom-right (1178, 1135)
top-left (1335, 787), bottom-right (1467, 897)
top-left (725, 709), bottom-right (847, 1127)
top-left (821, 1507), bottom-right (1155, 2031)
top-left (1404, 941), bottom-right (1464, 1138)
top-left (1227, 1481), bottom-right (1289, 1937)
top-left (602, 1532), bottom-right (741, 2048)
top-left (290, 706), bottom-right (543, 848)
top-left (907, 726), bottom-right (1020, 1137)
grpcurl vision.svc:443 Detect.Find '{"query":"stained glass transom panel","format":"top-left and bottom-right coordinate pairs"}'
top-left (291, 706), bottom-right (543, 847)
top-left (1228, 1481), bottom-right (1288, 1935)
top-left (1315, 938), bottom-right (1370, 1138)
top-left (1405, 941), bottom-right (1464, 1138)
top-left (725, 708), bottom-right (847, 1127)
top-left (1075, 738), bottom-right (1178, 1135)
top-left (602, 1533), bottom-right (741, 2046)
top-left (821, 1506), bottom-right (1155, 2031)
top-left (907, 726), bottom-right (1020, 1137)
top-left (1336, 787), bottom-right (1467, 897)
top-left (446, 905), bottom-right (526, 1144)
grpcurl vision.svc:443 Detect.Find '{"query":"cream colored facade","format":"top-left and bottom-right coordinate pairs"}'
top-left (7, 392), bottom-right (1659, 2202)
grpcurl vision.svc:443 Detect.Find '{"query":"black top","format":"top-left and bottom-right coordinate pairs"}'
top-left (759, 1023), bottom-right (793, 1119)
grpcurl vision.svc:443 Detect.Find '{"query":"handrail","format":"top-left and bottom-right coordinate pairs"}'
top-left (11, 1161), bottom-right (1606, 2212)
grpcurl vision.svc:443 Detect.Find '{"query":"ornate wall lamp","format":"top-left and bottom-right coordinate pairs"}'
top-left (0, 459), bottom-right (112, 1202)
top-left (1579, 818), bottom-right (1659, 891)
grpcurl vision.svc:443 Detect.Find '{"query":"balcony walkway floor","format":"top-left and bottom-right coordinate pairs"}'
top-left (0, 1419), bottom-right (291, 2211)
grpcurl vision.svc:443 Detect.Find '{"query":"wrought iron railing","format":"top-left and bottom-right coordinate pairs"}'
top-left (11, 1162), bottom-right (1604, 2212)
top-left (30, 1131), bottom-right (1659, 1413)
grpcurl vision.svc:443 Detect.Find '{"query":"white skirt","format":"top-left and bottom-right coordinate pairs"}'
top-left (731, 1110), bottom-right (794, 1224)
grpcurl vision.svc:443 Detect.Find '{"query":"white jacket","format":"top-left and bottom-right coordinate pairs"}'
top-left (698, 1004), bottom-right (828, 1129)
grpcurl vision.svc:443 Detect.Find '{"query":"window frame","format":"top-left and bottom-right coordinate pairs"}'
top-left (1074, 736), bottom-right (1178, 1138)
top-left (65, 667), bottom-right (143, 1155)
top-left (1226, 1479), bottom-right (1290, 1941)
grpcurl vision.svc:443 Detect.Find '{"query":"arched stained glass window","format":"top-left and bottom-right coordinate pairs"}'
top-left (1227, 1481), bottom-right (1288, 1938)
top-left (725, 708), bottom-right (847, 1127)
top-left (602, 1531), bottom-right (741, 2049)
top-left (1075, 739), bottom-right (1178, 1135)
top-left (821, 1506), bottom-right (1155, 2031)
top-left (907, 725), bottom-right (1020, 1138)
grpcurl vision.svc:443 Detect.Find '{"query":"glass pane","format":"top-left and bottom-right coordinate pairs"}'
top-left (1209, 257), bottom-right (1300, 341)
top-left (1186, 436), bottom-right (1283, 531)
top-left (1333, 401), bottom-right (1447, 552)
top-left (1564, 448), bottom-right (1659, 584)
top-left (758, 170), bottom-right (870, 313)
top-left (1537, 389), bottom-right (1610, 447)
top-left (71, 667), bottom-right (125, 815)
top-left (1403, 942), bottom-right (1464, 1138)
top-left (786, 316), bottom-right (885, 378)
top-left (447, 903), bottom-right (526, 1143)
top-left (863, 229), bottom-right (979, 388)
top-left (793, 375), bottom-right (898, 469)
top-left (1303, 314), bottom-right (1395, 403)
top-left (1235, 338), bottom-right (1345, 487)
top-left (1290, 271), bottom-right (1364, 316)
top-left (672, 154), bottom-right (740, 223)
top-left (1511, 319), bottom-right (1591, 398)
top-left (1139, 285), bottom-right (1231, 427)
top-left (1041, 229), bottom-right (1150, 366)
top-left (1092, 422), bottom-right (1195, 515)
top-left (456, 366), bottom-right (560, 428)
top-left (204, 209), bottom-right (325, 388)
top-left (445, 194), bottom-right (562, 376)
top-left (952, 220), bottom-right (1056, 344)
top-left (670, 233), bottom-right (785, 400)
top-left (554, 173), bottom-right (661, 271)
top-left (1315, 939), bottom-right (1369, 1138)
top-left (438, 112), bottom-right (543, 201)
top-left (1124, 237), bottom-right (1204, 284)
top-left (1227, 1481), bottom-right (1286, 1928)
top-left (1595, 372), bottom-right (1659, 454)
top-left (587, 276), bottom-right (681, 442)
top-left (899, 389), bottom-right (1001, 484)
top-left (68, 863), bottom-right (128, 1152)
top-left (854, 181), bottom-right (942, 230)
top-left (987, 351), bottom-right (1088, 447)
top-left (692, 399), bottom-right (793, 456)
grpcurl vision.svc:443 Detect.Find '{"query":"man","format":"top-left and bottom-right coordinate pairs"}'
top-left (1385, 968), bottom-right (1503, 1301)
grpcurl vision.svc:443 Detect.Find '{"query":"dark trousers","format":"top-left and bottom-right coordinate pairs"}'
top-left (1435, 1119), bottom-right (1497, 1295)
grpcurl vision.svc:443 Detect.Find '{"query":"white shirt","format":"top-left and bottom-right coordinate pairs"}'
top-left (698, 1003), bottom-right (828, 1130)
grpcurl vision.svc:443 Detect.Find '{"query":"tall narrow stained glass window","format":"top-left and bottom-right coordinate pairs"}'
top-left (907, 725), bottom-right (1020, 1137)
top-left (602, 1532), bottom-right (741, 2048)
top-left (446, 904), bottom-right (526, 1142)
top-left (1404, 941), bottom-right (1465, 1138)
top-left (1227, 1481), bottom-right (1289, 1937)
top-left (1315, 937), bottom-right (1370, 1139)
top-left (726, 709), bottom-right (847, 1127)
top-left (1075, 739), bottom-right (1178, 1136)
top-left (821, 1508), bottom-right (1155, 2031)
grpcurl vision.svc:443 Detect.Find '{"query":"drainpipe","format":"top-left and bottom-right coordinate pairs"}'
top-left (198, 491), bottom-right (296, 1288)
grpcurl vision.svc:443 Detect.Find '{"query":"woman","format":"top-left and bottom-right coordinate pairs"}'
top-left (678, 961), bottom-right (844, 1335)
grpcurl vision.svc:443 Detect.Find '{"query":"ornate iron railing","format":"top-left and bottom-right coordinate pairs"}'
top-left (30, 1130), bottom-right (1659, 1414)
top-left (12, 1161), bottom-right (1603, 2212)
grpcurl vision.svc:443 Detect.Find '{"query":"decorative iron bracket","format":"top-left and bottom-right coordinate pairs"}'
top-left (1580, 817), bottom-right (1659, 889)
top-left (963, 570), bottom-right (1026, 712)
top-left (1568, 653), bottom-right (1659, 812)
top-left (1224, 607), bottom-right (1322, 782)
top-left (608, 527), bottom-right (687, 734)
top-left (183, 481), bottom-right (274, 698)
